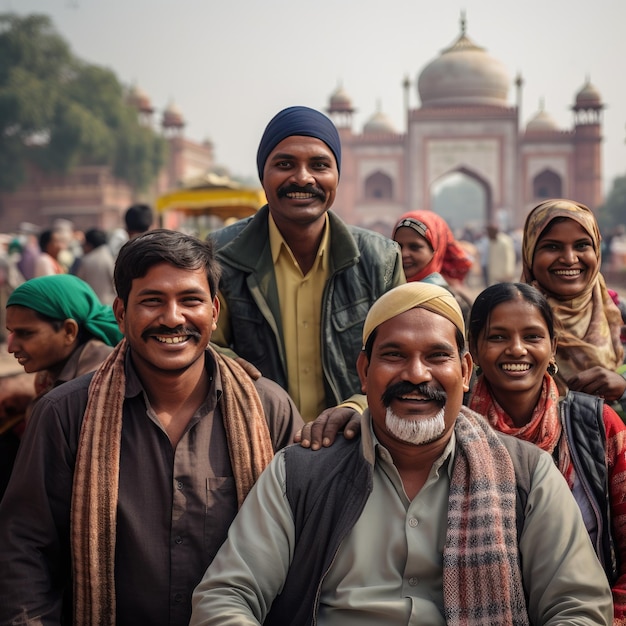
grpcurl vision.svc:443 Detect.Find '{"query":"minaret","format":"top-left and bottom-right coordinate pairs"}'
top-left (572, 77), bottom-right (604, 209)
top-left (326, 82), bottom-right (355, 131)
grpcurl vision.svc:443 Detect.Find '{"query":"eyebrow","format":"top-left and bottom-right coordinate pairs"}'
top-left (135, 287), bottom-right (207, 297)
top-left (376, 339), bottom-right (456, 352)
top-left (485, 324), bottom-right (546, 333)
top-left (269, 152), bottom-right (333, 162)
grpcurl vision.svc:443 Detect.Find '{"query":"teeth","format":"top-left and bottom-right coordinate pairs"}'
top-left (501, 363), bottom-right (531, 372)
top-left (553, 269), bottom-right (581, 276)
top-left (287, 192), bottom-right (314, 199)
top-left (155, 336), bottom-right (188, 344)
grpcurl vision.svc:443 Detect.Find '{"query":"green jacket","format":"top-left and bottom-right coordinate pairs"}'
top-left (211, 206), bottom-right (404, 407)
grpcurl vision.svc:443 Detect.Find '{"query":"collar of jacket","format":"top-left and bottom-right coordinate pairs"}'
top-left (217, 204), bottom-right (361, 273)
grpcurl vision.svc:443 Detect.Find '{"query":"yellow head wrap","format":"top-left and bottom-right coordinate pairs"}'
top-left (362, 282), bottom-right (465, 347)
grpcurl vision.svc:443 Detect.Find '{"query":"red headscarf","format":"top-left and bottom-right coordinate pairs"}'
top-left (393, 210), bottom-right (472, 283)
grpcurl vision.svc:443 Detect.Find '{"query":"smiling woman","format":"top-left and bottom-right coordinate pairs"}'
top-left (467, 282), bottom-right (626, 619)
top-left (521, 199), bottom-right (626, 411)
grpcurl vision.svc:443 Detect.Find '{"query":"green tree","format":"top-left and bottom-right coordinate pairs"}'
top-left (597, 175), bottom-right (626, 232)
top-left (0, 13), bottom-right (165, 192)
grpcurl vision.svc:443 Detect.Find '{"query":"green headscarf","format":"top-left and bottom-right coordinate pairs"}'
top-left (7, 274), bottom-right (123, 347)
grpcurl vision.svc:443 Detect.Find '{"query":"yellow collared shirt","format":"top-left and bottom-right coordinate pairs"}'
top-left (269, 214), bottom-right (329, 421)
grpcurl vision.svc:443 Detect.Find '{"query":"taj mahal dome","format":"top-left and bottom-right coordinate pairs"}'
top-left (325, 16), bottom-right (604, 233)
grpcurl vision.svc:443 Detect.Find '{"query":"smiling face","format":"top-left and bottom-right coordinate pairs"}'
top-left (357, 307), bottom-right (471, 451)
top-left (472, 296), bottom-right (555, 412)
top-left (113, 262), bottom-right (218, 378)
top-left (262, 135), bottom-right (339, 231)
top-left (6, 306), bottom-right (77, 373)
top-left (394, 227), bottom-right (434, 280)
top-left (531, 218), bottom-right (598, 299)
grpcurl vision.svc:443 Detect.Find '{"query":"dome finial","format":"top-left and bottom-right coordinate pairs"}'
top-left (460, 10), bottom-right (467, 36)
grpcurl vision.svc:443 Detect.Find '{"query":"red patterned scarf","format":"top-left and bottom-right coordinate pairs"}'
top-left (468, 374), bottom-right (572, 485)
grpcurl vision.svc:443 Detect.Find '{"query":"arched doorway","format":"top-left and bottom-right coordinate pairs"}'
top-left (532, 169), bottom-right (563, 200)
top-left (364, 170), bottom-right (394, 200)
top-left (430, 168), bottom-right (491, 236)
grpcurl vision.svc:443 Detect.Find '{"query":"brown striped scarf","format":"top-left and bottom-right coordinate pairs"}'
top-left (444, 408), bottom-right (529, 626)
top-left (70, 339), bottom-right (274, 625)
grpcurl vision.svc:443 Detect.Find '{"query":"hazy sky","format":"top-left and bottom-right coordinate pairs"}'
top-left (8, 0), bottom-right (626, 196)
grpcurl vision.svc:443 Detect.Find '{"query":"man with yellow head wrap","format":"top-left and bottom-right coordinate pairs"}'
top-left (191, 282), bottom-right (611, 626)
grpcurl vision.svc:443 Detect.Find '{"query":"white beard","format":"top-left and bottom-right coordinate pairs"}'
top-left (385, 406), bottom-right (446, 445)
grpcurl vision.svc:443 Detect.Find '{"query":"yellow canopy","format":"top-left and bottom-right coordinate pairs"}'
top-left (156, 173), bottom-right (266, 221)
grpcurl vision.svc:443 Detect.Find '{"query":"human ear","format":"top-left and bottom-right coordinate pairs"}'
top-left (63, 318), bottom-right (80, 345)
top-left (356, 351), bottom-right (369, 394)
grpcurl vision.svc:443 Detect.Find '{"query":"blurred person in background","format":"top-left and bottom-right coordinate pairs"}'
top-left (392, 210), bottom-right (473, 322)
top-left (75, 227), bottom-right (116, 305)
top-left (34, 228), bottom-right (66, 276)
top-left (486, 222), bottom-right (516, 285)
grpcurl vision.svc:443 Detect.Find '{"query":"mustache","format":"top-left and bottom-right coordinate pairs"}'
top-left (277, 184), bottom-right (326, 200)
top-left (141, 325), bottom-right (202, 341)
top-left (381, 381), bottom-right (447, 407)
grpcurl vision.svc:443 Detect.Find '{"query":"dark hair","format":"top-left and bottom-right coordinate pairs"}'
top-left (32, 310), bottom-right (64, 330)
top-left (114, 229), bottom-right (221, 304)
top-left (31, 311), bottom-right (90, 346)
top-left (467, 282), bottom-right (555, 354)
top-left (363, 322), bottom-right (466, 360)
top-left (38, 229), bottom-right (53, 251)
top-left (84, 228), bottom-right (108, 249)
top-left (124, 204), bottom-right (153, 234)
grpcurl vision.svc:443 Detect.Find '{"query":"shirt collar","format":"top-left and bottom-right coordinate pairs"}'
top-left (124, 348), bottom-right (219, 405)
top-left (268, 212), bottom-right (330, 272)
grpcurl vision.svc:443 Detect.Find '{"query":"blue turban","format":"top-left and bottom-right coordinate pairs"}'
top-left (256, 106), bottom-right (341, 181)
top-left (7, 274), bottom-right (123, 347)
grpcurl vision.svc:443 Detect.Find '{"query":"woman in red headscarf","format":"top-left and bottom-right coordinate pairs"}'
top-left (393, 210), bottom-right (474, 320)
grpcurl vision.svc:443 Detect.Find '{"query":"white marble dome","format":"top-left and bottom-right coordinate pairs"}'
top-left (526, 104), bottom-right (559, 132)
top-left (417, 23), bottom-right (510, 108)
top-left (363, 108), bottom-right (396, 134)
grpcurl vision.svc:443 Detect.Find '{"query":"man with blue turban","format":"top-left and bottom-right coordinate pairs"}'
top-left (211, 105), bottom-right (404, 422)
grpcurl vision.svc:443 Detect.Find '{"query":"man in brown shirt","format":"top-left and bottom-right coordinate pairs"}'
top-left (0, 230), bottom-right (303, 626)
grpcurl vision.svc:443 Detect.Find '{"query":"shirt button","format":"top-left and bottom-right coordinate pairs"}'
top-left (408, 517), bottom-right (419, 528)
top-left (174, 593), bottom-right (183, 603)
top-left (175, 536), bottom-right (183, 544)
top-left (408, 577), bottom-right (418, 586)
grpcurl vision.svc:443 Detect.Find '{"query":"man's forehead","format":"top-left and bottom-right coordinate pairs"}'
top-left (268, 135), bottom-right (336, 157)
top-left (374, 307), bottom-right (458, 341)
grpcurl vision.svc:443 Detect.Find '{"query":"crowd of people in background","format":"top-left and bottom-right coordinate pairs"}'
top-left (0, 105), bottom-right (626, 624)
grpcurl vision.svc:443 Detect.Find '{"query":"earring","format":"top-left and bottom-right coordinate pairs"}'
top-left (547, 361), bottom-right (559, 377)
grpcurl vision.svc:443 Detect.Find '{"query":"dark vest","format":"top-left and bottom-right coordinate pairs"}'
top-left (560, 390), bottom-right (617, 583)
top-left (264, 431), bottom-right (541, 626)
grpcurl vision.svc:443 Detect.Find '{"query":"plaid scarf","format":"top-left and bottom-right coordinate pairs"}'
top-left (70, 339), bottom-right (274, 625)
top-left (444, 408), bottom-right (529, 626)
